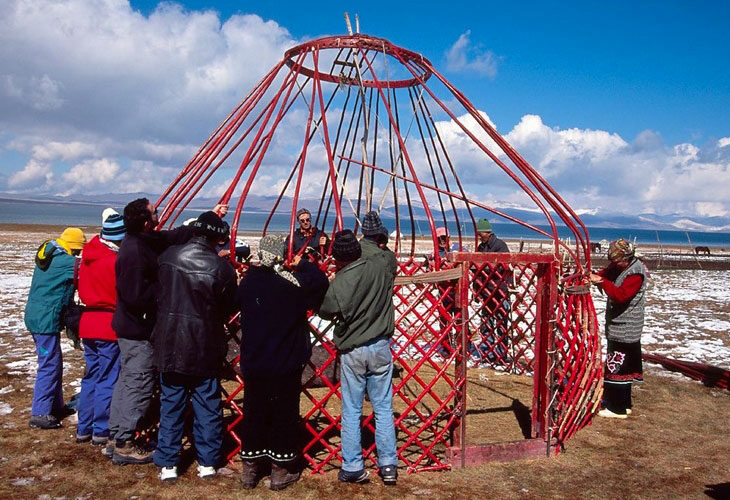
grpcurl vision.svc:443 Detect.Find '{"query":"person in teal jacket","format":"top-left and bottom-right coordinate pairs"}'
top-left (24, 227), bottom-right (86, 429)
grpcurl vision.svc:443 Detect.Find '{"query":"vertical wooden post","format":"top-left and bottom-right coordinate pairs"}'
top-left (452, 262), bottom-right (468, 468)
top-left (531, 261), bottom-right (555, 440)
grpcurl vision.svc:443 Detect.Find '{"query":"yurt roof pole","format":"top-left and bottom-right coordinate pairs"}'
top-left (407, 86), bottom-right (464, 248)
top-left (319, 50), bottom-right (378, 236)
top-left (158, 60), bottom-right (286, 228)
top-left (340, 155), bottom-right (566, 244)
top-left (391, 89), bottom-right (418, 256)
top-left (228, 50), bottom-right (309, 246)
top-left (452, 97), bottom-right (590, 270)
top-left (422, 61), bottom-right (590, 270)
top-left (167, 72), bottom-right (297, 229)
top-left (418, 95), bottom-right (479, 247)
top-left (263, 47), bottom-right (362, 236)
top-left (313, 49), bottom-right (345, 231)
top-left (155, 61), bottom-right (282, 216)
top-left (286, 53), bottom-right (320, 261)
top-left (359, 51), bottom-right (441, 267)
top-left (397, 53), bottom-right (563, 260)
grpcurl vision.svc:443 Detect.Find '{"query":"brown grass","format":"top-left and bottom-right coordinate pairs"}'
top-left (1, 356), bottom-right (729, 500)
top-left (2, 226), bottom-right (729, 499)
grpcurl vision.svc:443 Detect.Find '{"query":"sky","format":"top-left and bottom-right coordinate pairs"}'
top-left (1, 0), bottom-right (729, 219)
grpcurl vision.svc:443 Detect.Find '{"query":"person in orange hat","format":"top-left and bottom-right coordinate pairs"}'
top-left (24, 227), bottom-right (86, 429)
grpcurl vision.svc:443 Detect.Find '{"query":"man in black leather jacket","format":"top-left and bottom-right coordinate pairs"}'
top-left (151, 211), bottom-right (237, 481)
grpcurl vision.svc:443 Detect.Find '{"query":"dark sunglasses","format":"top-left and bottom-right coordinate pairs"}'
top-left (299, 217), bottom-right (311, 223)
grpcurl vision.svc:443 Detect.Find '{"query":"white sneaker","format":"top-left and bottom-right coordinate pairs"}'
top-left (160, 466), bottom-right (178, 482)
top-left (598, 408), bottom-right (628, 419)
top-left (197, 464), bottom-right (216, 479)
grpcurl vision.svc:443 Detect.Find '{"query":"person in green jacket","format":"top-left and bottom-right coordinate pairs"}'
top-left (24, 227), bottom-right (86, 429)
top-left (319, 230), bottom-right (398, 486)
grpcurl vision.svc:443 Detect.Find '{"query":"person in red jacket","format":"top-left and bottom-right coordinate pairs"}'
top-left (75, 208), bottom-right (126, 445)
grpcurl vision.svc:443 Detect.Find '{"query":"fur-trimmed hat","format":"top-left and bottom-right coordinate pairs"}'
top-left (332, 229), bottom-right (361, 263)
top-left (608, 238), bottom-right (635, 262)
top-left (361, 210), bottom-right (388, 238)
top-left (190, 211), bottom-right (228, 239)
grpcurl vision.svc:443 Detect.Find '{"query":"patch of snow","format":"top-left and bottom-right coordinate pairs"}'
top-left (10, 477), bottom-right (36, 486)
top-left (0, 402), bottom-right (12, 415)
top-left (592, 269), bottom-right (730, 370)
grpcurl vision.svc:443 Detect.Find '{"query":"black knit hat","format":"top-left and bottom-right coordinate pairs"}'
top-left (191, 211), bottom-right (228, 239)
top-left (332, 229), bottom-right (361, 263)
top-left (361, 210), bottom-right (388, 238)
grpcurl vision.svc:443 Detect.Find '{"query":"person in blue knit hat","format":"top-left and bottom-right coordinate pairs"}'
top-left (75, 209), bottom-right (125, 446)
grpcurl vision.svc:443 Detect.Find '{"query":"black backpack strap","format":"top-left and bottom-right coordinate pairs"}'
top-left (73, 257), bottom-right (80, 289)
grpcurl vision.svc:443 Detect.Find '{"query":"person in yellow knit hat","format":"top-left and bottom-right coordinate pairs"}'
top-left (25, 227), bottom-right (86, 429)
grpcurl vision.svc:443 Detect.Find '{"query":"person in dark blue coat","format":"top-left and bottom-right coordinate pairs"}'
top-left (235, 234), bottom-right (328, 491)
top-left (109, 197), bottom-right (227, 465)
top-left (25, 227), bottom-right (86, 429)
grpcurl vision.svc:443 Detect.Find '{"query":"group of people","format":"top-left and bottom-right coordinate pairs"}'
top-left (24, 198), bottom-right (643, 491)
top-left (24, 202), bottom-right (400, 490)
top-left (434, 218), bottom-right (513, 365)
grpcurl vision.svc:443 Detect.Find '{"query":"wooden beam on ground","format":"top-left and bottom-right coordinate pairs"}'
top-left (445, 439), bottom-right (548, 467)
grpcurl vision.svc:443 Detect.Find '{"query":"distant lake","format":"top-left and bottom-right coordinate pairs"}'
top-left (1, 198), bottom-right (729, 247)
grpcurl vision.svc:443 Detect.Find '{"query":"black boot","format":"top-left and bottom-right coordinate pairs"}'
top-left (240, 459), bottom-right (267, 489)
top-left (270, 462), bottom-right (301, 491)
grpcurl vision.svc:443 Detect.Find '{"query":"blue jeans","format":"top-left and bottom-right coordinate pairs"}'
top-left (77, 339), bottom-right (120, 437)
top-left (340, 337), bottom-right (397, 471)
top-left (153, 373), bottom-right (222, 468)
top-left (31, 333), bottom-right (64, 416)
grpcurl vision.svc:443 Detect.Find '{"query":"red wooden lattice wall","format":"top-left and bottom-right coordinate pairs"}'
top-left (216, 250), bottom-right (600, 472)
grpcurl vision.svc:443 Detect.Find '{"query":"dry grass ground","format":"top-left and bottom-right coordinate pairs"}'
top-left (2, 224), bottom-right (729, 499)
top-left (1, 359), bottom-right (729, 500)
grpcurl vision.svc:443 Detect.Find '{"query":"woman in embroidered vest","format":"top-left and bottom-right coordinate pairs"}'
top-left (590, 238), bottom-right (648, 419)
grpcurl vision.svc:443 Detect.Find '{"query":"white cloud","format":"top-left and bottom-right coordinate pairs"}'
top-left (445, 30), bottom-right (499, 78)
top-left (0, 2), bottom-right (727, 221)
top-left (0, 0), bottom-right (297, 193)
top-left (60, 158), bottom-right (121, 195)
top-left (420, 110), bottom-right (730, 218)
top-left (31, 141), bottom-right (100, 162)
top-left (695, 202), bottom-right (727, 217)
top-left (1, 74), bottom-right (65, 111)
top-left (8, 159), bottom-right (53, 189)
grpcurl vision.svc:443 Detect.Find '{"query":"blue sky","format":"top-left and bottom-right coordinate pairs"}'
top-left (128, 1), bottom-right (730, 145)
top-left (1, 0), bottom-right (729, 219)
